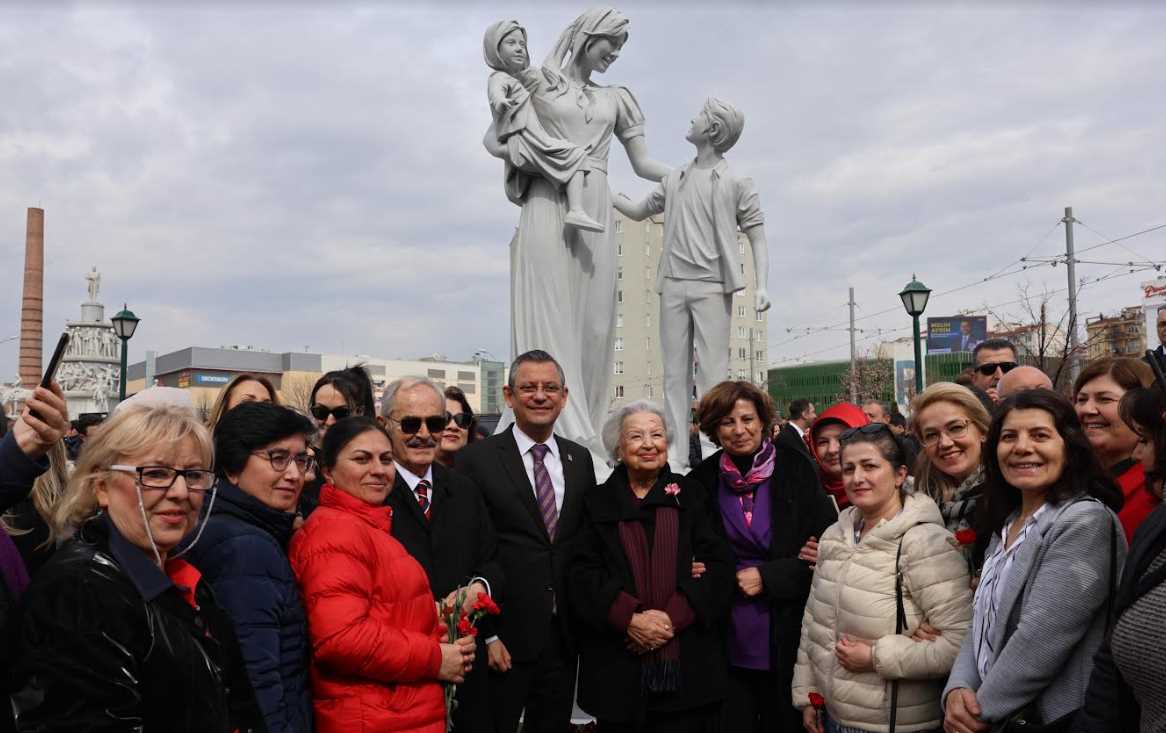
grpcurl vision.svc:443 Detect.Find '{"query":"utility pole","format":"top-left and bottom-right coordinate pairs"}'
top-left (1063, 206), bottom-right (1081, 385)
top-left (848, 287), bottom-right (858, 402)
top-left (748, 328), bottom-right (756, 386)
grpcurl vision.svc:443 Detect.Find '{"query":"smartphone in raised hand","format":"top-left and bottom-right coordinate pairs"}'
top-left (29, 332), bottom-right (69, 422)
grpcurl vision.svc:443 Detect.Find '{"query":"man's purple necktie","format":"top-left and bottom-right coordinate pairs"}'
top-left (531, 443), bottom-right (559, 540)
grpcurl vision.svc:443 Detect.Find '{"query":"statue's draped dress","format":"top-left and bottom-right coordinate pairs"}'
top-left (506, 80), bottom-right (644, 451)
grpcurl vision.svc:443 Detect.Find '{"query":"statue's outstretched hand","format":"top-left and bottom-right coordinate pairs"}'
top-left (755, 288), bottom-right (772, 313)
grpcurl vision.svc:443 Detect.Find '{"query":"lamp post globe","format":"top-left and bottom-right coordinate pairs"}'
top-left (898, 276), bottom-right (931, 396)
top-left (111, 305), bottom-right (140, 402)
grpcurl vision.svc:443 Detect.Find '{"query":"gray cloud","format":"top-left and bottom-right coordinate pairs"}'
top-left (2, 2), bottom-right (1165, 377)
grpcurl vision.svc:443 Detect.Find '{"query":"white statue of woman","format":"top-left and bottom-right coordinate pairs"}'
top-left (485, 7), bottom-right (669, 451)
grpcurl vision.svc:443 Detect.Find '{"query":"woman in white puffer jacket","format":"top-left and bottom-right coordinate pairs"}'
top-left (793, 423), bottom-right (972, 733)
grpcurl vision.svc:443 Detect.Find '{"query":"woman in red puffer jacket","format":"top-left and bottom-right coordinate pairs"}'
top-left (290, 418), bottom-right (475, 733)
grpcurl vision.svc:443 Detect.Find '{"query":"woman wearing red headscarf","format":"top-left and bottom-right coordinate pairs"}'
top-left (808, 403), bottom-right (870, 512)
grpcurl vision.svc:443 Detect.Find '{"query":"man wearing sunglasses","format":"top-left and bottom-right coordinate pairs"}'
top-left (970, 338), bottom-right (1018, 404)
top-left (379, 376), bottom-right (501, 733)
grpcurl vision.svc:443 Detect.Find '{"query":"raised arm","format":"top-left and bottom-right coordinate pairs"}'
top-left (623, 136), bottom-right (670, 182)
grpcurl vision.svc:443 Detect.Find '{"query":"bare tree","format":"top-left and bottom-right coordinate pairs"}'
top-left (193, 391), bottom-right (214, 423)
top-left (979, 282), bottom-right (1078, 392)
top-left (280, 373), bottom-right (317, 415)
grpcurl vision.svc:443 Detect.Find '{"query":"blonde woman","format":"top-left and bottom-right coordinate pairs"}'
top-left (911, 384), bottom-right (991, 581)
top-left (7, 404), bottom-right (262, 732)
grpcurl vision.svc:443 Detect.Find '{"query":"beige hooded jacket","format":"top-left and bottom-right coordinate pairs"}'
top-left (792, 492), bottom-right (972, 732)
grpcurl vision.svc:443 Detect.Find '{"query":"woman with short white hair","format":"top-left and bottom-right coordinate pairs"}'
top-left (7, 403), bottom-right (262, 732)
top-left (570, 400), bottom-right (734, 731)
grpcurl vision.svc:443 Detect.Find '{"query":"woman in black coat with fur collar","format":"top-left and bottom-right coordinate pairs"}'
top-left (569, 402), bottom-right (734, 732)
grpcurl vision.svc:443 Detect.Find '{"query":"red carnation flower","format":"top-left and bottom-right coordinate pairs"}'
top-left (808, 692), bottom-right (825, 709)
top-left (955, 529), bottom-right (976, 546)
top-left (474, 593), bottom-right (501, 616)
top-left (457, 616), bottom-right (474, 636)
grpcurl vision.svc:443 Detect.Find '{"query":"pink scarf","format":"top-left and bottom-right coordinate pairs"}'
top-left (719, 441), bottom-right (776, 527)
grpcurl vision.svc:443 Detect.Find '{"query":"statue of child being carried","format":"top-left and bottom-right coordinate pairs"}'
top-left (482, 19), bottom-right (605, 233)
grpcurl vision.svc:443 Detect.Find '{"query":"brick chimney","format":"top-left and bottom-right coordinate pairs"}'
top-left (19, 208), bottom-right (44, 388)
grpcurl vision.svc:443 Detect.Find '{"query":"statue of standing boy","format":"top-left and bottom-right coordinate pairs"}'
top-left (614, 98), bottom-right (771, 471)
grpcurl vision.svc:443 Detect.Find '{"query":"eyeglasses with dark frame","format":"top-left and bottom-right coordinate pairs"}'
top-left (310, 404), bottom-right (351, 422)
top-left (839, 423), bottom-right (896, 442)
top-left (447, 412), bottom-right (473, 429)
top-left (110, 465), bottom-right (215, 493)
top-left (389, 413), bottom-right (451, 435)
top-left (251, 450), bottom-right (315, 473)
top-left (975, 361), bottom-right (1018, 377)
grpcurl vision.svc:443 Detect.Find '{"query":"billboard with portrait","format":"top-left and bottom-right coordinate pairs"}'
top-left (926, 316), bottom-right (987, 354)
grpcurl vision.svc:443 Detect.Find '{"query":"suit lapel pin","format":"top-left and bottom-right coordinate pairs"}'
top-left (567, 453), bottom-right (574, 462)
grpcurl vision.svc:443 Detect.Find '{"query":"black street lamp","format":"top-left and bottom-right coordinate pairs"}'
top-left (111, 305), bottom-right (140, 402)
top-left (898, 275), bottom-right (931, 396)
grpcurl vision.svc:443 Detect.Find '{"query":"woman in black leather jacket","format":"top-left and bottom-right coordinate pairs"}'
top-left (6, 401), bottom-right (263, 732)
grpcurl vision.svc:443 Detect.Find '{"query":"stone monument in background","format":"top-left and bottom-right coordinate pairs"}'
top-left (56, 267), bottom-right (120, 415)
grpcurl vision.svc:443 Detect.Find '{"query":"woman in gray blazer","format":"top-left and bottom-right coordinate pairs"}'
top-left (942, 389), bottom-right (1125, 733)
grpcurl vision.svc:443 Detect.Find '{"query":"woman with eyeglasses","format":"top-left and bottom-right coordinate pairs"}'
top-left (1073, 357), bottom-right (1156, 541)
top-left (436, 385), bottom-right (477, 468)
top-left (794, 423), bottom-right (972, 733)
top-left (185, 401), bottom-right (316, 733)
top-left (912, 383), bottom-right (992, 574)
top-left (8, 403), bottom-right (263, 732)
top-left (290, 417), bottom-right (474, 733)
top-left (300, 365), bottom-right (376, 518)
top-left (943, 389), bottom-right (1125, 733)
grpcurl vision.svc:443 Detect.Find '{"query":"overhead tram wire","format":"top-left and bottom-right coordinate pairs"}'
top-left (768, 264), bottom-right (1160, 367)
top-left (769, 217), bottom-right (1068, 350)
top-left (1072, 221), bottom-right (1166, 257)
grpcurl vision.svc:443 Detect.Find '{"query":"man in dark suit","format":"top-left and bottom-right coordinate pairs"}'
top-left (456, 350), bottom-right (596, 733)
top-left (1146, 305), bottom-right (1166, 378)
top-left (775, 398), bottom-right (815, 460)
top-left (380, 377), bottom-right (502, 733)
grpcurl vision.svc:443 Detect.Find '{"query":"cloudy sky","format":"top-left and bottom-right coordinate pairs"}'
top-left (2, 1), bottom-right (1165, 376)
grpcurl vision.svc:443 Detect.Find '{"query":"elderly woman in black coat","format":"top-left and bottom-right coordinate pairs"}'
top-left (569, 400), bottom-right (734, 732)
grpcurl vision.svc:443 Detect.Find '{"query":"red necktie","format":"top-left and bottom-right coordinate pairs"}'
top-left (416, 479), bottom-right (432, 521)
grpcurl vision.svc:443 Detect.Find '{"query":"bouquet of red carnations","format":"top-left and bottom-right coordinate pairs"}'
top-left (441, 587), bottom-right (501, 729)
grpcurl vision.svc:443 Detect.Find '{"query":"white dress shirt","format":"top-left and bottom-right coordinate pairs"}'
top-left (513, 425), bottom-right (566, 513)
top-left (393, 461), bottom-right (434, 505)
top-left (394, 460), bottom-right (492, 598)
top-left (790, 422), bottom-right (805, 439)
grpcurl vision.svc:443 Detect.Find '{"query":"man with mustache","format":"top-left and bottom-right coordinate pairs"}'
top-left (380, 377), bottom-right (502, 733)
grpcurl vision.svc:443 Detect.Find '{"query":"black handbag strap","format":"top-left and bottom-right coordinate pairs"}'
top-left (890, 533), bottom-right (908, 733)
top-left (1104, 512), bottom-right (1117, 634)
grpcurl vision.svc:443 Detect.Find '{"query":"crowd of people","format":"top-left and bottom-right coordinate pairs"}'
top-left (0, 333), bottom-right (1163, 733)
